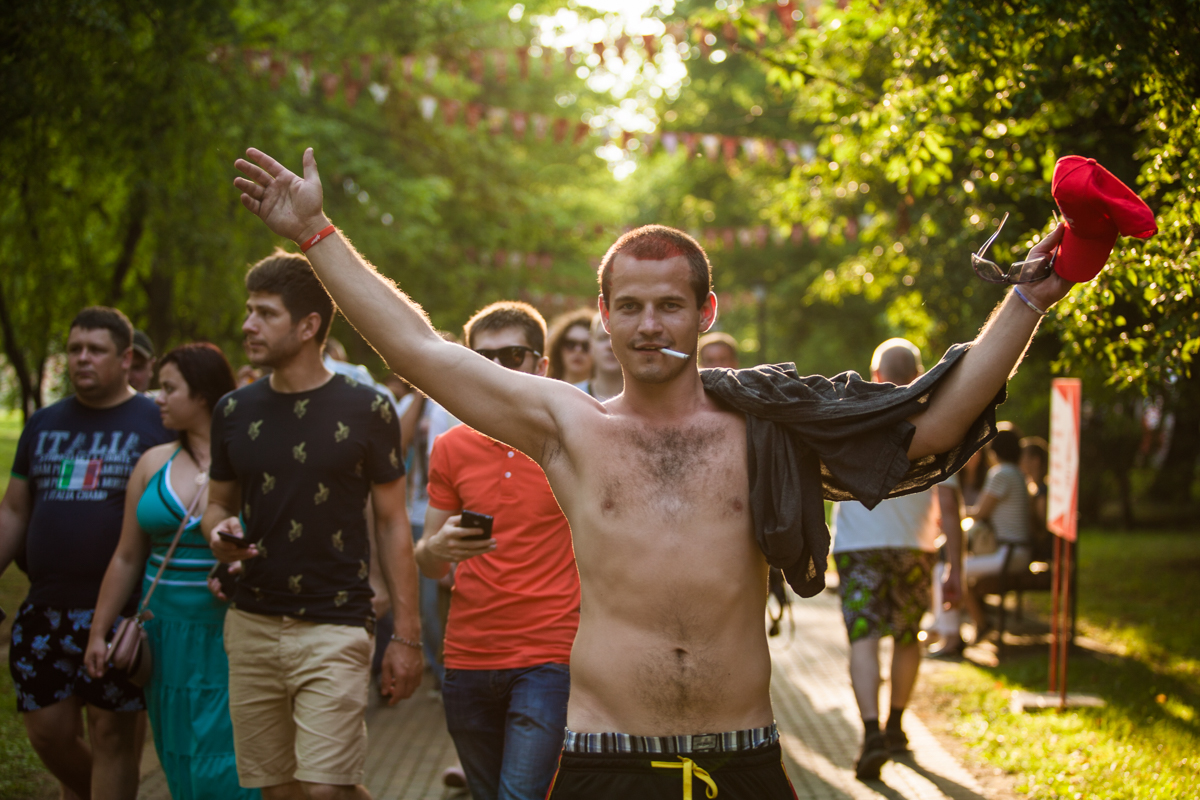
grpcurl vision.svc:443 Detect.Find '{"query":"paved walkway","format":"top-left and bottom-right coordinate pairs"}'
top-left (137, 589), bottom-right (993, 800)
top-left (769, 590), bottom-right (991, 800)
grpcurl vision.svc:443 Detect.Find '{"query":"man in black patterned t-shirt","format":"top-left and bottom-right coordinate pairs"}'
top-left (204, 251), bottom-right (422, 800)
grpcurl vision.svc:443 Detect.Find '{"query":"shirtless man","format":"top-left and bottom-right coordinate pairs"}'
top-left (233, 147), bottom-right (1071, 798)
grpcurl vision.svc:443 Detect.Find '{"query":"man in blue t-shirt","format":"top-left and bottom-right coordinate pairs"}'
top-left (0, 306), bottom-right (172, 800)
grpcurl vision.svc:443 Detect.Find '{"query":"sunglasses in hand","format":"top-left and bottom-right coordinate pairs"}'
top-left (474, 345), bottom-right (541, 370)
top-left (971, 212), bottom-right (1057, 285)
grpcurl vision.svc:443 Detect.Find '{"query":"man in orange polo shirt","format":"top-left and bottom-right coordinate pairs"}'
top-left (414, 301), bottom-right (580, 800)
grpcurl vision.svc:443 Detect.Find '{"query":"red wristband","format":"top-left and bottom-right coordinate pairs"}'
top-left (300, 224), bottom-right (336, 252)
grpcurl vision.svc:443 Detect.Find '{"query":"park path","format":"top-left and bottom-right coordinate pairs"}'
top-left (768, 590), bottom-right (993, 800)
top-left (136, 589), bottom-right (993, 800)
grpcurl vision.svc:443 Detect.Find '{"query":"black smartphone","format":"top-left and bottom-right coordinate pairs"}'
top-left (459, 510), bottom-right (494, 541)
top-left (217, 530), bottom-right (250, 546)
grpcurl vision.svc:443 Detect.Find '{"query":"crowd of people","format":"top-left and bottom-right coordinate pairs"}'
top-left (0, 283), bottom-right (756, 800)
top-left (0, 142), bottom-right (1075, 800)
top-left (0, 279), bottom-right (747, 800)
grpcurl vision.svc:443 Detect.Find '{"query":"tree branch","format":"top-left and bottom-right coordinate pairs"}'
top-left (107, 182), bottom-right (150, 303)
top-left (0, 273), bottom-right (38, 421)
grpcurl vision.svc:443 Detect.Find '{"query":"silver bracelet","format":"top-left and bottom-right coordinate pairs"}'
top-left (390, 634), bottom-right (422, 650)
top-left (1012, 285), bottom-right (1048, 316)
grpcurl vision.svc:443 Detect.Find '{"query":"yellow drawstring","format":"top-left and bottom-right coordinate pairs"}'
top-left (650, 756), bottom-right (719, 800)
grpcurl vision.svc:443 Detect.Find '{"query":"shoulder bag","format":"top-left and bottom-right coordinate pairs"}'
top-left (107, 472), bottom-right (209, 687)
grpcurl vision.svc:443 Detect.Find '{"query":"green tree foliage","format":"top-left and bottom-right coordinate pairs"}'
top-left (747, 0), bottom-right (1199, 381)
top-left (4, 0), bottom-right (1197, 511)
top-left (644, 0), bottom-right (1197, 507)
top-left (0, 0), bottom-right (615, 417)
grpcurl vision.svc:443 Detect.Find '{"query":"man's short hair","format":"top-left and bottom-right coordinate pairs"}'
top-left (245, 249), bottom-right (336, 344)
top-left (990, 423), bottom-right (1024, 464)
top-left (870, 338), bottom-right (923, 385)
top-left (70, 307), bottom-right (133, 353)
top-left (698, 332), bottom-right (738, 355)
top-left (598, 225), bottom-right (712, 309)
top-left (463, 301), bottom-right (547, 353)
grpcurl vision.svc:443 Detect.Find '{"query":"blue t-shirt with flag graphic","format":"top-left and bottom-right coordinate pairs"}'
top-left (11, 393), bottom-right (172, 609)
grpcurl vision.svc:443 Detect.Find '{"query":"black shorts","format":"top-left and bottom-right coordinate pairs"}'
top-left (8, 603), bottom-right (145, 713)
top-left (545, 742), bottom-right (797, 800)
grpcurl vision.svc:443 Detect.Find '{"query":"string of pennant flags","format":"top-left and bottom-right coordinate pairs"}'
top-left (227, 43), bottom-right (824, 167)
top-left (220, 0), bottom-right (871, 272)
top-left (221, 0), bottom-right (843, 164)
top-left (412, 93), bottom-right (822, 165)
top-left (223, 0), bottom-right (833, 97)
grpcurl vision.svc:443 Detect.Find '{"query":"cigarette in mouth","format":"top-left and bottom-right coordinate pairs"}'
top-left (659, 347), bottom-right (688, 359)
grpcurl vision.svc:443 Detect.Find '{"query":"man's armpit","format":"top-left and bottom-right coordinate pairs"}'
top-left (539, 385), bottom-right (606, 472)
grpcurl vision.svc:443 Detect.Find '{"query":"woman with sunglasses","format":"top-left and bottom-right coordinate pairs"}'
top-left (545, 308), bottom-right (595, 384)
top-left (85, 343), bottom-right (257, 800)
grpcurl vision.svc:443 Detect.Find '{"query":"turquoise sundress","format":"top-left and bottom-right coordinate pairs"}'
top-left (136, 449), bottom-right (258, 800)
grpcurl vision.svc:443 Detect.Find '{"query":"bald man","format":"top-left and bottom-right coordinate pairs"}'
top-left (697, 332), bottom-right (739, 370)
top-left (830, 339), bottom-right (963, 780)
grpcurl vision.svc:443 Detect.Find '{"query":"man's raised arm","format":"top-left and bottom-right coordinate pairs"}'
top-left (907, 224), bottom-right (1072, 459)
top-left (233, 147), bottom-right (570, 457)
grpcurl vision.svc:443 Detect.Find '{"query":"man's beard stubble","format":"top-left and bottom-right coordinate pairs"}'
top-left (620, 351), bottom-right (691, 385)
top-left (247, 330), bottom-right (305, 370)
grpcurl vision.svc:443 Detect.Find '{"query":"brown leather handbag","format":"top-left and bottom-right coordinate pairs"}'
top-left (107, 472), bottom-right (209, 687)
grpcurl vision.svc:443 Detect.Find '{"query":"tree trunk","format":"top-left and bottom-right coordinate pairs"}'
top-left (1149, 372), bottom-right (1200, 503)
top-left (143, 253), bottom-right (175, 350)
top-left (107, 183), bottom-right (150, 304)
top-left (0, 272), bottom-right (40, 421)
top-left (1117, 466), bottom-right (1136, 530)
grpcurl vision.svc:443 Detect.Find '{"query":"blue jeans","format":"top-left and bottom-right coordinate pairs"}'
top-left (442, 663), bottom-right (571, 800)
top-left (410, 523), bottom-right (446, 688)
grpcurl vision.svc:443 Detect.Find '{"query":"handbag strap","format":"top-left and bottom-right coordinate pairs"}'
top-left (138, 467), bottom-right (210, 615)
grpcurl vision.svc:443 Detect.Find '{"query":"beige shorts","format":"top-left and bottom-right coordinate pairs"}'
top-left (224, 608), bottom-right (372, 788)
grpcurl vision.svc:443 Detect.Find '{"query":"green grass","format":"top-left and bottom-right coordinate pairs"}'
top-left (925, 529), bottom-right (1200, 799)
top-left (0, 409), bottom-right (50, 799)
top-left (0, 408), bottom-right (18, 491)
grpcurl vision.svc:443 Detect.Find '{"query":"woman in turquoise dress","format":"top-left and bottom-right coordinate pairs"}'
top-left (86, 343), bottom-right (257, 800)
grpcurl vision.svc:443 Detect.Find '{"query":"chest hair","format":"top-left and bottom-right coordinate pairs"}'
top-left (598, 423), bottom-right (741, 518)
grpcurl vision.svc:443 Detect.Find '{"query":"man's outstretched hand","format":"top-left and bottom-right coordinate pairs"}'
top-left (1020, 223), bottom-right (1074, 312)
top-left (234, 147), bottom-right (330, 243)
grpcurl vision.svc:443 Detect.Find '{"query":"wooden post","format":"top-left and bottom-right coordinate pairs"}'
top-left (1049, 534), bottom-right (1062, 693)
top-left (1011, 384), bottom-right (1103, 715)
top-left (1058, 538), bottom-right (1073, 708)
top-left (1046, 378), bottom-right (1081, 703)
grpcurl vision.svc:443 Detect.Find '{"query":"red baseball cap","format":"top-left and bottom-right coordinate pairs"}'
top-left (1051, 156), bottom-right (1157, 282)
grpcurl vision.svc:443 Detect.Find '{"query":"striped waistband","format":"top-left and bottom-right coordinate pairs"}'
top-left (563, 724), bottom-right (778, 755)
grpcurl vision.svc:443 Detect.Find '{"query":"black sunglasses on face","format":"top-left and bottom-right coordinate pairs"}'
top-left (970, 212), bottom-right (1057, 285)
top-left (561, 340), bottom-right (590, 353)
top-left (474, 345), bottom-right (541, 369)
